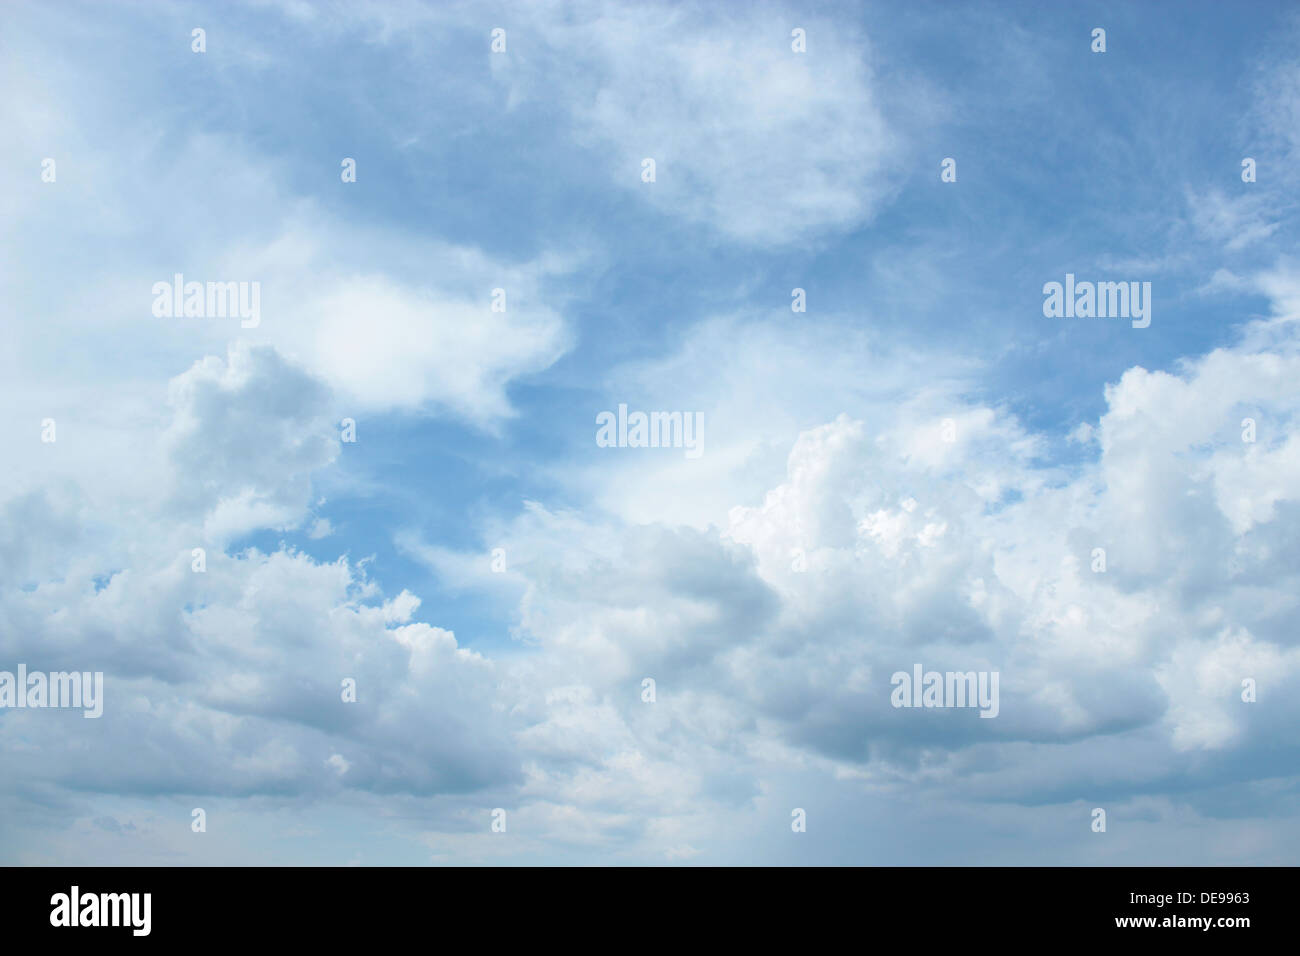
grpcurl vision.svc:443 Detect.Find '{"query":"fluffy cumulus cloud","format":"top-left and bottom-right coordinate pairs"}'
top-left (0, 346), bottom-right (518, 810)
top-left (10, 299), bottom-right (1295, 862)
top-left (392, 286), bottom-right (1300, 860)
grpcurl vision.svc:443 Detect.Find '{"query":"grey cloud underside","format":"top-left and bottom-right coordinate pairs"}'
top-left (3, 323), bottom-right (1300, 863)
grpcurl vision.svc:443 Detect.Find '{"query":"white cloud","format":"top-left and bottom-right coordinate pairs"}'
top-left (510, 2), bottom-right (903, 244)
top-left (5, 0), bottom-right (1300, 866)
top-left (393, 279), bottom-right (1300, 857)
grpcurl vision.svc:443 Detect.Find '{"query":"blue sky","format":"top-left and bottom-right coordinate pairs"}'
top-left (2, 0), bottom-right (1299, 865)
